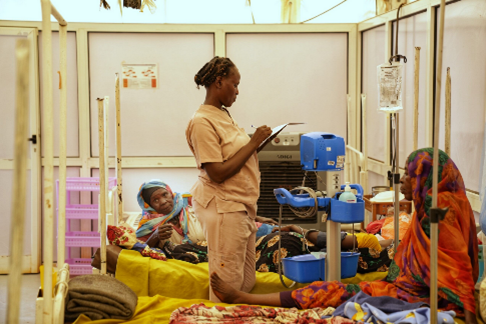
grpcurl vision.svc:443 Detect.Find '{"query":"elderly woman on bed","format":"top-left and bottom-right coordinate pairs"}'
top-left (137, 179), bottom-right (278, 244)
top-left (209, 148), bottom-right (479, 323)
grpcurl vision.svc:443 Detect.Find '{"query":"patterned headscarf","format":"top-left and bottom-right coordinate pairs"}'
top-left (390, 148), bottom-right (479, 313)
top-left (136, 179), bottom-right (193, 243)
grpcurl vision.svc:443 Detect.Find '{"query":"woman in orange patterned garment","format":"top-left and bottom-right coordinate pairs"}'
top-left (210, 148), bottom-right (479, 323)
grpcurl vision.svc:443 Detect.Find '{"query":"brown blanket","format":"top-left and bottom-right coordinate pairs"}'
top-left (65, 274), bottom-right (138, 321)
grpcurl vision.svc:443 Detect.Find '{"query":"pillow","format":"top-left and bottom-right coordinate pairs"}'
top-left (107, 224), bottom-right (167, 261)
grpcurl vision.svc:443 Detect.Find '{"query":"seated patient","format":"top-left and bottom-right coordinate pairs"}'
top-left (255, 225), bottom-right (393, 274)
top-left (136, 180), bottom-right (205, 245)
top-left (138, 179), bottom-right (277, 243)
top-left (210, 148), bottom-right (479, 323)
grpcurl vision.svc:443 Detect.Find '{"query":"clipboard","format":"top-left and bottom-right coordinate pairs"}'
top-left (258, 122), bottom-right (305, 149)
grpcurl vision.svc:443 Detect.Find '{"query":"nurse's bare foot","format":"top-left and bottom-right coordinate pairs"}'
top-left (210, 272), bottom-right (246, 304)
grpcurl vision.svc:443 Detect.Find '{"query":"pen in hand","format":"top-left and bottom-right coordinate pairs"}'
top-left (251, 125), bottom-right (257, 129)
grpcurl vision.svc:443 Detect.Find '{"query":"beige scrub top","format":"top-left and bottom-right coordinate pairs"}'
top-left (186, 105), bottom-right (260, 215)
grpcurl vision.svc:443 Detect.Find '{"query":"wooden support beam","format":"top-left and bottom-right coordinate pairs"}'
top-left (97, 97), bottom-right (109, 275)
top-left (40, 0), bottom-right (54, 322)
top-left (115, 74), bottom-right (123, 224)
top-left (413, 47), bottom-right (421, 151)
top-left (445, 67), bottom-right (451, 156)
top-left (57, 23), bottom-right (68, 270)
top-left (6, 38), bottom-right (30, 324)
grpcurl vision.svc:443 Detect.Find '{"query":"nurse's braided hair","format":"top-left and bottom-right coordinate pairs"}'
top-left (194, 56), bottom-right (235, 89)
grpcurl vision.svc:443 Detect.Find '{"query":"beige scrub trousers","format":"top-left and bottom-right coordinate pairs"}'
top-left (186, 104), bottom-right (260, 302)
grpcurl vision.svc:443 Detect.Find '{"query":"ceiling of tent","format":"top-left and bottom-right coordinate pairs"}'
top-left (1, 0), bottom-right (376, 24)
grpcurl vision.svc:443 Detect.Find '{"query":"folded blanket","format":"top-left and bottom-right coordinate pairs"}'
top-left (169, 304), bottom-right (344, 324)
top-left (334, 291), bottom-right (428, 317)
top-left (65, 274), bottom-right (138, 321)
top-left (343, 302), bottom-right (456, 323)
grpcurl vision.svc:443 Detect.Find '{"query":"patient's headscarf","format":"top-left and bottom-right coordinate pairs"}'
top-left (136, 179), bottom-right (193, 243)
top-left (389, 148), bottom-right (478, 314)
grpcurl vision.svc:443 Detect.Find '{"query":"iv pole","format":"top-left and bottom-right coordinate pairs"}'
top-left (430, 0), bottom-right (448, 323)
top-left (390, 4), bottom-right (407, 252)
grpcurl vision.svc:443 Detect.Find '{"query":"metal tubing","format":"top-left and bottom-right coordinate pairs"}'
top-left (326, 220), bottom-right (341, 281)
top-left (431, 0), bottom-right (447, 322)
top-left (326, 172), bottom-right (341, 282)
top-left (394, 113), bottom-right (400, 251)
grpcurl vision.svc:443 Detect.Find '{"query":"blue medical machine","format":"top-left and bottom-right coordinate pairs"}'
top-left (273, 132), bottom-right (365, 285)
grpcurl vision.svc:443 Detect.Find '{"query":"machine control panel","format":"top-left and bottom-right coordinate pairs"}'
top-left (270, 132), bottom-right (301, 146)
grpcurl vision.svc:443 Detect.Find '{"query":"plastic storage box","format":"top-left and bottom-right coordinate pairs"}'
top-left (56, 177), bottom-right (117, 276)
top-left (282, 254), bottom-right (325, 283)
top-left (282, 252), bottom-right (361, 283)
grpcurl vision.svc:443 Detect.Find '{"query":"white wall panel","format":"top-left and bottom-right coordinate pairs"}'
top-left (226, 33), bottom-right (348, 139)
top-left (0, 34), bottom-right (30, 160)
top-left (362, 25), bottom-right (387, 162)
top-left (436, 0), bottom-right (486, 192)
top-left (89, 33), bottom-right (214, 157)
top-left (393, 12), bottom-right (428, 167)
top-left (0, 170), bottom-right (32, 256)
top-left (39, 31), bottom-right (80, 157)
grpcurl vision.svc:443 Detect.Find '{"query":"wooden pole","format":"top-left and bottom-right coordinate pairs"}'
top-left (50, 3), bottom-right (67, 26)
top-left (52, 263), bottom-right (69, 324)
top-left (6, 38), bottom-right (30, 324)
top-left (431, 1), bottom-right (447, 323)
top-left (413, 47), bottom-right (421, 151)
top-left (97, 97), bottom-right (109, 275)
top-left (115, 74), bottom-right (123, 224)
top-left (445, 67), bottom-right (451, 156)
top-left (57, 23), bottom-right (68, 270)
top-left (40, 0), bottom-right (54, 322)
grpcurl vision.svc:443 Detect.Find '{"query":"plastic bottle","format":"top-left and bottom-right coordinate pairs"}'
top-left (339, 182), bottom-right (357, 203)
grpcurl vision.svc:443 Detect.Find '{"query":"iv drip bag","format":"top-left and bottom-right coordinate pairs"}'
top-left (377, 62), bottom-right (403, 113)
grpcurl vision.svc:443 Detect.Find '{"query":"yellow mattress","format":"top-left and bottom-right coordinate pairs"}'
top-left (115, 249), bottom-right (388, 299)
top-left (72, 250), bottom-right (483, 324)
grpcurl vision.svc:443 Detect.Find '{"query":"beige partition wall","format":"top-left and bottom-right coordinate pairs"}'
top-left (88, 32), bottom-right (214, 158)
top-left (38, 31), bottom-right (79, 158)
top-left (436, 0), bottom-right (486, 194)
top-left (361, 25), bottom-right (387, 164)
top-left (226, 33), bottom-right (348, 137)
top-left (392, 12), bottom-right (428, 168)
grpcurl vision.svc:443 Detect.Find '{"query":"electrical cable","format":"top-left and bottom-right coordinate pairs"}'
top-left (299, 0), bottom-right (347, 24)
top-left (246, 0), bottom-right (256, 24)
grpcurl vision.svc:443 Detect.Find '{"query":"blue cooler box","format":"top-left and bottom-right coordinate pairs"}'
top-left (282, 252), bottom-right (361, 283)
top-left (282, 255), bottom-right (325, 283)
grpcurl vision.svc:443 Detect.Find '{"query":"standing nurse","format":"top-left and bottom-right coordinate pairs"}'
top-left (186, 56), bottom-right (272, 302)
